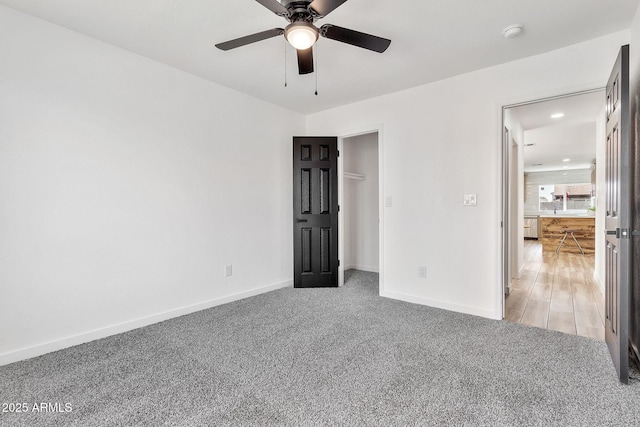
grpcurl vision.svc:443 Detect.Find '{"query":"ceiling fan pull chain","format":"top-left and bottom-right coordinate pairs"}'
top-left (284, 38), bottom-right (288, 88)
top-left (315, 42), bottom-right (318, 96)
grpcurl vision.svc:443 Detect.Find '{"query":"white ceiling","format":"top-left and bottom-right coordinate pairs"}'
top-left (0, 0), bottom-right (638, 115)
top-left (510, 90), bottom-right (605, 173)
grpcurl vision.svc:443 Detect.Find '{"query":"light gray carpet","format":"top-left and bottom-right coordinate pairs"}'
top-left (1, 270), bottom-right (640, 426)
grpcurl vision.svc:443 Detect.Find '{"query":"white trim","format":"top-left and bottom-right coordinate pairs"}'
top-left (505, 281), bottom-right (513, 296)
top-left (0, 280), bottom-right (292, 367)
top-left (518, 262), bottom-right (526, 277)
top-left (344, 172), bottom-right (366, 180)
top-left (344, 264), bottom-right (380, 273)
top-left (381, 290), bottom-right (500, 320)
top-left (378, 127), bottom-right (385, 295)
top-left (497, 84), bottom-right (605, 110)
top-left (593, 271), bottom-right (605, 296)
top-left (338, 137), bottom-right (345, 286)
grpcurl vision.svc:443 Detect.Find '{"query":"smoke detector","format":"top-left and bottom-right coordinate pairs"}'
top-left (503, 24), bottom-right (524, 39)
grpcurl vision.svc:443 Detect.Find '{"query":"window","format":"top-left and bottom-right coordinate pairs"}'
top-left (539, 183), bottom-right (592, 212)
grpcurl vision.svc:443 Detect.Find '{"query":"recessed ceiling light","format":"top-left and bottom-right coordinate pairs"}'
top-left (562, 158), bottom-right (571, 162)
top-left (503, 24), bottom-right (524, 39)
top-left (551, 113), bottom-right (564, 119)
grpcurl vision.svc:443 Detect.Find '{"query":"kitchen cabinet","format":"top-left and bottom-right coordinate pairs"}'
top-left (524, 216), bottom-right (538, 239)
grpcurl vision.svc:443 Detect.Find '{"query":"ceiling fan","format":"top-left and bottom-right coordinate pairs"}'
top-left (215, 0), bottom-right (391, 75)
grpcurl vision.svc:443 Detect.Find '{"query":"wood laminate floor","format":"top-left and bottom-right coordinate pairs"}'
top-left (505, 240), bottom-right (605, 340)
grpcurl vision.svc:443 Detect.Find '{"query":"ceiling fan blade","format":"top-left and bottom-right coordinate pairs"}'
top-left (297, 47), bottom-right (314, 74)
top-left (215, 28), bottom-right (284, 51)
top-left (255, 0), bottom-right (289, 16)
top-left (309, 0), bottom-right (349, 17)
top-left (320, 24), bottom-right (391, 53)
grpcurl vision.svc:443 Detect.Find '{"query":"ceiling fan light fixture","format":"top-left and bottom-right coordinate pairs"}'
top-left (285, 22), bottom-right (319, 50)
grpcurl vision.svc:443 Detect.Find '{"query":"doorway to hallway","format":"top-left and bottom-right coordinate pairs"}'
top-left (502, 90), bottom-right (605, 339)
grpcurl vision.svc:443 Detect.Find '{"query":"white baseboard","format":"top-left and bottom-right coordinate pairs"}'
top-left (504, 281), bottom-right (513, 295)
top-left (380, 290), bottom-right (500, 320)
top-left (518, 263), bottom-right (526, 278)
top-left (345, 264), bottom-right (379, 273)
top-left (0, 280), bottom-right (292, 367)
top-left (592, 271), bottom-right (605, 296)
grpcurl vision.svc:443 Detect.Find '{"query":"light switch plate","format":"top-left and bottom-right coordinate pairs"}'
top-left (463, 193), bottom-right (477, 206)
top-left (385, 196), bottom-right (392, 207)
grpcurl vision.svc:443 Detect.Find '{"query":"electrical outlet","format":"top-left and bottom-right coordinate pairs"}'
top-left (225, 264), bottom-right (233, 277)
top-left (418, 266), bottom-right (427, 279)
top-left (385, 196), bottom-right (392, 207)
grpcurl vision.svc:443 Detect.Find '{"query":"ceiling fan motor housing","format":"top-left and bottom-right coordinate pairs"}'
top-left (282, 1), bottom-right (320, 50)
top-left (285, 1), bottom-right (320, 22)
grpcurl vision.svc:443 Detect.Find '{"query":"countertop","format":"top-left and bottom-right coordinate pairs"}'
top-left (525, 213), bottom-right (594, 218)
top-left (538, 214), bottom-right (595, 218)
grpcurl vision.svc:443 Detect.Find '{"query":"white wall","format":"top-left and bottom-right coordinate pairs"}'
top-left (594, 105), bottom-right (607, 293)
top-left (343, 133), bottom-right (379, 272)
top-left (0, 6), bottom-right (305, 365)
top-left (306, 31), bottom-right (629, 319)
top-left (503, 109), bottom-right (525, 283)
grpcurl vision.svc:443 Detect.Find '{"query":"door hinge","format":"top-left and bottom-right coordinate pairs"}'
top-left (338, 205), bottom-right (340, 212)
top-left (337, 150), bottom-right (340, 157)
top-left (338, 260), bottom-right (341, 267)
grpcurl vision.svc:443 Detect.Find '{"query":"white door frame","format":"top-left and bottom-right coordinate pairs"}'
top-left (499, 87), bottom-right (603, 318)
top-left (337, 125), bottom-right (384, 292)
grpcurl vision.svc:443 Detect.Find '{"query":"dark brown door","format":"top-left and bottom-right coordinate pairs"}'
top-left (293, 137), bottom-right (339, 287)
top-left (604, 45), bottom-right (630, 384)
